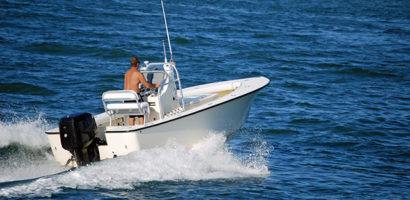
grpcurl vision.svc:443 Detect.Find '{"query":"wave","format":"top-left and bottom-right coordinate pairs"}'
top-left (0, 82), bottom-right (57, 96)
top-left (0, 133), bottom-right (270, 198)
top-left (335, 66), bottom-right (399, 78)
top-left (0, 115), bottom-right (66, 183)
top-left (0, 115), bottom-right (50, 148)
top-left (0, 143), bottom-right (65, 183)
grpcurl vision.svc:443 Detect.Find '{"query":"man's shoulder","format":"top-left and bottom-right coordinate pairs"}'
top-left (125, 68), bottom-right (133, 74)
top-left (135, 70), bottom-right (144, 76)
top-left (126, 68), bottom-right (138, 74)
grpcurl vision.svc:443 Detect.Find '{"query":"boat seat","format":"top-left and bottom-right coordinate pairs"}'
top-left (102, 90), bottom-right (150, 126)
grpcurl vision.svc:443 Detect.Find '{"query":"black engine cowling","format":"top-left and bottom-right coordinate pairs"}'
top-left (59, 112), bottom-right (100, 166)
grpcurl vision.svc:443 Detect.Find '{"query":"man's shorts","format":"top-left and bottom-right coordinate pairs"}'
top-left (125, 93), bottom-right (143, 118)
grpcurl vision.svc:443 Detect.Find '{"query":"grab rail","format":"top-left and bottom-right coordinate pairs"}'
top-left (171, 63), bottom-right (185, 111)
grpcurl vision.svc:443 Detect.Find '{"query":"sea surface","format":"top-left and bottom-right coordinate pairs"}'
top-left (0, 0), bottom-right (409, 199)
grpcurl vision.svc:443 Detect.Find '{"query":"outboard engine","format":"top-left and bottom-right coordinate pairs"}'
top-left (59, 112), bottom-right (100, 166)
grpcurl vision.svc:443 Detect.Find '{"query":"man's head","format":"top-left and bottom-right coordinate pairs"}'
top-left (130, 56), bottom-right (140, 68)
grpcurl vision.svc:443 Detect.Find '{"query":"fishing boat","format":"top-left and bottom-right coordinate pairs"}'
top-left (44, 1), bottom-right (269, 167)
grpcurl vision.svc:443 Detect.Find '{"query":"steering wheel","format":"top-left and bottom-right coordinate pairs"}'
top-left (140, 87), bottom-right (158, 97)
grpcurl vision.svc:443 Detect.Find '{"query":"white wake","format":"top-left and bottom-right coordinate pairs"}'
top-left (0, 115), bottom-right (65, 182)
top-left (0, 133), bottom-right (270, 198)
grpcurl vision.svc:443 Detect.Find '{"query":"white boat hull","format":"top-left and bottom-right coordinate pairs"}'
top-left (46, 77), bottom-right (269, 166)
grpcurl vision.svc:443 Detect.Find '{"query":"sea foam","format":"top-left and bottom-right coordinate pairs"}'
top-left (0, 114), bottom-right (50, 148)
top-left (0, 115), bottom-right (65, 183)
top-left (0, 133), bottom-right (270, 198)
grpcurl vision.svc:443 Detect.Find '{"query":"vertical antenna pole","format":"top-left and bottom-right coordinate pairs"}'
top-left (162, 40), bottom-right (168, 63)
top-left (161, 0), bottom-right (174, 63)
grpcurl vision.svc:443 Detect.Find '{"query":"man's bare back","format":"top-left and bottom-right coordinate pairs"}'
top-left (124, 67), bottom-right (143, 93)
top-left (124, 58), bottom-right (159, 93)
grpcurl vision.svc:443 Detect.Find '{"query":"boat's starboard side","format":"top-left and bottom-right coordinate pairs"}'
top-left (102, 76), bottom-right (269, 133)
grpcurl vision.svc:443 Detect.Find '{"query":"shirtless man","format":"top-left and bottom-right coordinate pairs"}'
top-left (124, 56), bottom-right (159, 125)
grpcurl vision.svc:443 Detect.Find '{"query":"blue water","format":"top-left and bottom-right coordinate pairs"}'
top-left (0, 0), bottom-right (409, 199)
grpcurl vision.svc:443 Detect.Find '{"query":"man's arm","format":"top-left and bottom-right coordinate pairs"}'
top-left (137, 72), bottom-right (159, 88)
top-left (124, 74), bottom-right (128, 89)
top-left (124, 75), bottom-right (126, 89)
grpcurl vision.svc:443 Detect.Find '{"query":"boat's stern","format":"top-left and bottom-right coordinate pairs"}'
top-left (45, 128), bottom-right (73, 166)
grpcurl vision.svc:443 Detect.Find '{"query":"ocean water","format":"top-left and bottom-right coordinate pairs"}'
top-left (0, 0), bottom-right (409, 199)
